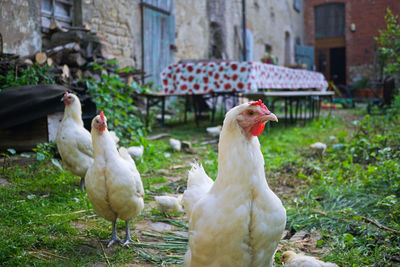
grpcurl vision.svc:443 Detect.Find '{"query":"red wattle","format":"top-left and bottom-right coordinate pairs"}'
top-left (250, 122), bottom-right (266, 136)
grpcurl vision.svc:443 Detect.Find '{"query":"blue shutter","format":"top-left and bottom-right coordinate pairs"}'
top-left (143, 0), bottom-right (175, 89)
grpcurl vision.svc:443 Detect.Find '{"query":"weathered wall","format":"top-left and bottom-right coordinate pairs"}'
top-left (1, 0), bottom-right (305, 73)
top-left (174, 0), bottom-right (304, 64)
top-left (246, 0), bottom-right (304, 64)
top-left (304, 0), bottom-right (400, 83)
top-left (0, 0), bottom-right (42, 56)
top-left (175, 0), bottom-right (209, 61)
top-left (81, 0), bottom-right (142, 67)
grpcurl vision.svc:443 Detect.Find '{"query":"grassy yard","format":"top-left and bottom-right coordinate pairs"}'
top-left (1, 105), bottom-right (399, 266)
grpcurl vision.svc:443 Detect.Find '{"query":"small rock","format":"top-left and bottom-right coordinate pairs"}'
top-left (150, 222), bottom-right (173, 232)
top-left (0, 178), bottom-right (11, 187)
top-left (181, 141), bottom-right (192, 153)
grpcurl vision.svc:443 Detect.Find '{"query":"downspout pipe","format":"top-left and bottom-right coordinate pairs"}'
top-left (242, 0), bottom-right (246, 61)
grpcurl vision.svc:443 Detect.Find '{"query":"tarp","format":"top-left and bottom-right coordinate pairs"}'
top-left (0, 84), bottom-right (68, 130)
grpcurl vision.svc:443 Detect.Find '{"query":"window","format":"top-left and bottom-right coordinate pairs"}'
top-left (293, 0), bottom-right (301, 12)
top-left (315, 3), bottom-right (345, 38)
top-left (284, 32), bottom-right (291, 65)
top-left (41, 0), bottom-right (73, 28)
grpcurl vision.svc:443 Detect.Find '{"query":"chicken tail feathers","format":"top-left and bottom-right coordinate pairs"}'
top-left (182, 163), bottom-right (214, 218)
top-left (118, 146), bottom-right (137, 169)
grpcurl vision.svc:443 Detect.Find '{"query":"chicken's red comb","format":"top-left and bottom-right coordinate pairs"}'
top-left (100, 111), bottom-right (105, 121)
top-left (65, 91), bottom-right (69, 96)
top-left (250, 100), bottom-right (269, 111)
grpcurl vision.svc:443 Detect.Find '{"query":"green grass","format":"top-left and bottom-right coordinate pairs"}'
top-left (1, 107), bottom-right (399, 266)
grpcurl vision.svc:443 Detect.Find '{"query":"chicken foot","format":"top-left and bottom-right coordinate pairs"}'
top-left (121, 221), bottom-right (134, 246)
top-left (80, 177), bottom-right (85, 191)
top-left (104, 220), bottom-right (121, 248)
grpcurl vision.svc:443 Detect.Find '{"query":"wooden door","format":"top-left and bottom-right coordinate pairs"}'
top-left (142, 0), bottom-right (175, 89)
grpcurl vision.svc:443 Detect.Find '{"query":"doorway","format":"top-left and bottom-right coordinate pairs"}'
top-left (142, 0), bottom-right (175, 89)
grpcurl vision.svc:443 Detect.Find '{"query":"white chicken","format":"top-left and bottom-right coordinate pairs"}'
top-left (56, 91), bottom-right (93, 190)
top-left (310, 142), bottom-right (327, 158)
top-left (127, 145), bottom-right (144, 161)
top-left (169, 138), bottom-right (182, 152)
top-left (154, 195), bottom-right (184, 215)
top-left (206, 125), bottom-right (222, 137)
top-left (282, 251), bottom-right (338, 267)
top-left (182, 100), bottom-right (286, 267)
top-left (85, 112), bottom-right (144, 247)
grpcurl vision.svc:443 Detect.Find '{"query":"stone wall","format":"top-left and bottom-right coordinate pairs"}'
top-left (246, 0), bottom-right (304, 64)
top-left (1, 0), bottom-right (305, 74)
top-left (0, 0), bottom-right (42, 56)
top-left (174, 0), bottom-right (304, 64)
top-left (174, 1), bottom-right (209, 61)
top-left (82, 0), bottom-right (141, 67)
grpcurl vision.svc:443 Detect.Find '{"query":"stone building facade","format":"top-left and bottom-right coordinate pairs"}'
top-left (304, 0), bottom-right (400, 85)
top-left (1, 0), bottom-right (305, 86)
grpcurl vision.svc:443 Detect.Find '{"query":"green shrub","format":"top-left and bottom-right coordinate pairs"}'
top-left (375, 8), bottom-right (400, 77)
top-left (85, 61), bottom-right (147, 145)
top-left (0, 63), bottom-right (57, 90)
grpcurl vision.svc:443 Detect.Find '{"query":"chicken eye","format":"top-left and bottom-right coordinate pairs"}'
top-left (247, 110), bottom-right (254, 116)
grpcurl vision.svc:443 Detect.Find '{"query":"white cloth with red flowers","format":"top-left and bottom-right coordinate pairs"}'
top-left (160, 61), bottom-right (328, 94)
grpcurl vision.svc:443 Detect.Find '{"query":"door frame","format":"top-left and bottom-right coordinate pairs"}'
top-left (315, 36), bottom-right (345, 82)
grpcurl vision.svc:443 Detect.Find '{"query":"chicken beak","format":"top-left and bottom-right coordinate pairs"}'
top-left (262, 112), bottom-right (278, 122)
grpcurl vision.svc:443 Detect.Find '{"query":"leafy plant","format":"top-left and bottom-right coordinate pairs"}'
top-left (0, 63), bottom-right (57, 90)
top-left (1, 148), bottom-right (16, 173)
top-left (85, 62), bottom-right (147, 146)
top-left (375, 8), bottom-right (400, 77)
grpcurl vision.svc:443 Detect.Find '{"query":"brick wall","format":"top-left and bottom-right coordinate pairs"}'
top-left (304, 0), bottom-right (400, 83)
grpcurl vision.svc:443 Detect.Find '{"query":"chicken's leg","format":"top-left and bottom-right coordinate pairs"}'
top-left (80, 177), bottom-right (85, 191)
top-left (121, 220), bottom-right (134, 246)
top-left (105, 220), bottom-right (121, 247)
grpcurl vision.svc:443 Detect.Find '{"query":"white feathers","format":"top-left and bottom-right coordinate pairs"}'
top-left (127, 145), bottom-right (144, 161)
top-left (183, 102), bottom-right (286, 267)
top-left (206, 125), bottom-right (222, 137)
top-left (310, 142), bottom-right (327, 156)
top-left (182, 163), bottom-right (214, 217)
top-left (169, 138), bottom-right (182, 152)
top-left (56, 92), bottom-right (93, 190)
top-left (282, 251), bottom-right (338, 267)
top-left (85, 114), bottom-right (144, 246)
top-left (155, 195), bottom-right (184, 214)
top-left (109, 130), bottom-right (120, 145)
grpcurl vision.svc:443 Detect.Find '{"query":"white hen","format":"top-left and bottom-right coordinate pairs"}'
top-left (282, 251), bottom-right (338, 267)
top-left (154, 195), bottom-right (184, 215)
top-left (127, 145), bottom-right (144, 161)
top-left (85, 112), bottom-right (144, 247)
top-left (169, 138), bottom-right (182, 152)
top-left (56, 91), bottom-right (93, 190)
top-left (182, 100), bottom-right (286, 267)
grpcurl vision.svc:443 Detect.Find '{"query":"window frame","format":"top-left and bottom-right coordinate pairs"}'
top-left (40, 0), bottom-right (74, 30)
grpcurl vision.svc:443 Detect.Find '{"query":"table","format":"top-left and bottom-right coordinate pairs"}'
top-left (147, 61), bottom-right (331, 126)
top-left (160, 61), bottom-right (328, 94)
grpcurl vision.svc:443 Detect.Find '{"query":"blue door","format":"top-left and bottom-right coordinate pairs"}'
top-left (142, 0), bottom-right (175, 89)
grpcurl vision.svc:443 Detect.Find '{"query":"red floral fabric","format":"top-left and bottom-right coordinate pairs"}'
top-left (160, 61), bottom-right (328, 94)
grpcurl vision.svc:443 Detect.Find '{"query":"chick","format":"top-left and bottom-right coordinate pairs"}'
top-left (310, 142), bottom-right (327, 158)
top-left (206, 125), bottom-right (222, 137)
top-left (169, 138), bottom-right (182, 152)
top-left (282, 251), bottom-right (338, 267)
top-left (154, 195), bottom-right (184, 216)
top-left (127, 145), bottom-right (144, 161)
